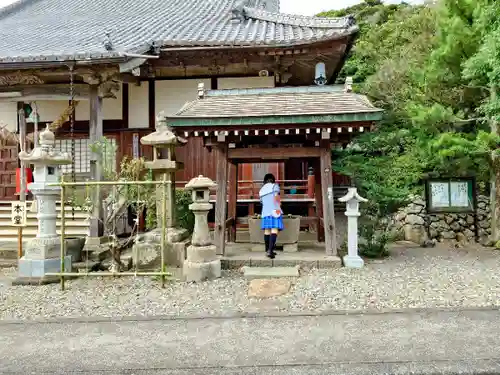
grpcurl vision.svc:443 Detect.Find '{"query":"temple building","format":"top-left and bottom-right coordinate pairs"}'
top-left (0, 0), bottom-right (382, 243)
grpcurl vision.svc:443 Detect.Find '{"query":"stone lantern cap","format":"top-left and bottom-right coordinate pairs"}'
top-left (140, 111), bottom-right (187, 147)
top-left (338, 187), bottom-right (368, 203)
top-left (140, 128), bottom-right (187, 147)
top-left (18, 127), bottom-right (71, 165)
top-left (185, 175), bottom-right (217, 190)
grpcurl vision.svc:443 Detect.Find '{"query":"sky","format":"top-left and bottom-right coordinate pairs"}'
top-left (0, 0), bottom-right (425, 16)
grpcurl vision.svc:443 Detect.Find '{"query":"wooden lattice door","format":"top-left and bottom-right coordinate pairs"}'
top-left (0, 145), bottom-right (17, 200)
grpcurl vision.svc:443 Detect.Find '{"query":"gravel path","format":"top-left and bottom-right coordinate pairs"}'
top-left (2, 244), bottom-right (500, 321)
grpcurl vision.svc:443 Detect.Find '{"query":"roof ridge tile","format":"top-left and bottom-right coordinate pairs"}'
top-left (243, 6), bottom-right (356, 29)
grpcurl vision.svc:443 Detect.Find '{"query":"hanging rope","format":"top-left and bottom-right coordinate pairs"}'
top-left (69, 64), bottom-right (76, 221)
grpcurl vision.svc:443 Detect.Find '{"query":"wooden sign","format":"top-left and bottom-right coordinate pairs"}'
top-left (133, 133), bottom-right (140, 158)
top-left (10, 201), bottom-right (27, 227)
top-left (425, 178), bottom-right (476, 213)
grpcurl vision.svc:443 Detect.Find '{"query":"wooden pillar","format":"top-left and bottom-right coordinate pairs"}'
top-left (313, 159), bottom-right (324, 242)
top-left (228, 161), bottom-right (238, 243)
top-left (89, 85), bottom-right (104, 237)
top-left (214, 144), bottom-right (228, 255)
top-left (320, 143), bottom-right (337, 255)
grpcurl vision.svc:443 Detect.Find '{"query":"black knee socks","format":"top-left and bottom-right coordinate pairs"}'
top-left (269, 234), bottom-right (277, 253)
top-left (264, 235), bottom-right (270, 252)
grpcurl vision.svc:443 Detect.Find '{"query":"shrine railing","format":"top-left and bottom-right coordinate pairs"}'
top-left (45, 177), bottom-right (173, 291)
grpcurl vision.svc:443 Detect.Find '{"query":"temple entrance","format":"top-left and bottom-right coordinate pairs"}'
top-left (234, 160), bottom-right (315, 222)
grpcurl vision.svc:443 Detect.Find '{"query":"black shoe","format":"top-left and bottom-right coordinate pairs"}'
top-left (266, 250), bottom-right (276, 259)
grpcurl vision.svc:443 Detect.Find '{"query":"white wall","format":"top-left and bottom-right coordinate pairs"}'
top-left (0, 101), bottom-right (19, 132)
top-left (128, 82), bottom-right (149, 129)
top-left (76, 84), bottom-right (122, 121)
top-left (217, 76), bottom-right (275, 89)
top-left (155, 79), bottom-right (211, 117)
top-left (36, 100), bottom-right (70, 122)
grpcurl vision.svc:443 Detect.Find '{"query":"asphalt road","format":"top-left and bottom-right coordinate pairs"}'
top-left (1, 309), bottom-right (500, 374)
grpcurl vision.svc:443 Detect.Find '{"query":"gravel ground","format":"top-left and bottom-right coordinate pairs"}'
top-left (2, 243), bottom-right (500, 321)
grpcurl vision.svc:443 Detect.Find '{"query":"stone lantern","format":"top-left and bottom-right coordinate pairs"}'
top-left (183, 175), bottom-right (221, 282)
top-left (132, 113), bottom-right (189, 269)
top-left (339, 187), bottom-right (367, 268)
top-left (140, 112), bottom-right (187, 230)
top-left (15, 127), bottom-right (72, 284)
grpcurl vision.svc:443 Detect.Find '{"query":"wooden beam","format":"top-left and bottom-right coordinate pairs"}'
top-left (0, 84), bottom-right (90, 100)
top-left (228, 161), bottom-right (238, 243)
top-left (148, 79), bottom-right (155, 129)
top-left (214, 144), bottom-right (229, 255)
top-left (122, 83), bottom-right (129, 129)
top-left (319, 144), bottom-right (337, 255)
top-left (313, 159), bottom-right (325, 242)
top-left (89, 85), bottom-right (104, 237)
top-left (118, 73), bottom-right (141, 85)
top-left (228, 147), bottom-right (321, 160)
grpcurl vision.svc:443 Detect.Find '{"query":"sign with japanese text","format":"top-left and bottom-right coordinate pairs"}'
top-left (425, 178), bottom-right (475, 213)
top-left (10, 201), bottom-right (27, 227)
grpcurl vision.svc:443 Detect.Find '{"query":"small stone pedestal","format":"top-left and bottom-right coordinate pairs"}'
top-left (183, 176), bottom-right (221, 282)
top-left (339, 187), bottom-right (367, 269)
top-left (14, 127), bottom-right (72, 285)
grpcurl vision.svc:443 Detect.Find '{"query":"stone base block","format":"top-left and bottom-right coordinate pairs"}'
top-left (251, 244), bottom-right (265, 252)
top-left (343, 255), bottom-right (364, 268)
top-left (24, 237), bottom-right (61, 260)
top-left (183, 259), bottom-right (221, 282)
top-left (83, 236), bottom-right (112, 261)
top-left (132, 239), bottom-right (189, 269)
top-left (166, 241), bottom-right (189, 268)
top-left (283, 243), bottom-right (298, 252)
top-left (14, 255), bottom-right (72, 285)
top-left (186, 245), bottom-right (217, 263)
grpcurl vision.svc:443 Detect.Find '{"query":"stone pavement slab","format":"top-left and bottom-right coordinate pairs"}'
top-left (242, 265), bottom-right (300, 279)
top-left (1, 309), bottom-right (500, 374)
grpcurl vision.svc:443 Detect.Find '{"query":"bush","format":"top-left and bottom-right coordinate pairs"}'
top-left (358, 216), bottom-right (391, 258)
top-left (144, 188), bottom-right (194, 233)
top-left (175, 190), bottom-right (194, 233)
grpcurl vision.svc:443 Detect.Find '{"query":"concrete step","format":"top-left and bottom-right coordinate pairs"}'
top-left (0, 220), bottom-right (89, 227)
top-left (242, 266), bottom-right (300, 280)
top-left (0, 212), bottom-right (88, 219)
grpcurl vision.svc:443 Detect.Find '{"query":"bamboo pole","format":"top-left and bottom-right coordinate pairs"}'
top-left (33, 102), bottom-right (39, 148)
top-left (17, 109), bottom-right (27, 259)
top-left (48, 180), bottom-right (172, 187)
top-left (161, 175), bottom-right (167, 288)
top-left (49, 178), bottom-right (175, 285)
top-left (45, 272), bottom-right (173, 277)
top-left (60, 176), bottom-right (66, 291)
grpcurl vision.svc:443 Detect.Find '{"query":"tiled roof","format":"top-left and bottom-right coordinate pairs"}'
top-left (0, 0), bottom-right (357, 63)
top-left (166, 86), bottom-right (383, 127)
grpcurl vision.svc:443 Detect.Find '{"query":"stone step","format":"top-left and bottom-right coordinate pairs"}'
top-left (242, 266), bottom-right (300, 280)
top-left (0, 219), bottom-right (89, 227)
top-left (0, 212), bottom-right (88, 219)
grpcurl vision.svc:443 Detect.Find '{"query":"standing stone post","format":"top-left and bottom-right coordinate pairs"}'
top-left (183, 175), bottom-right (221, 282)
top-left (339, 187), bottom-right (367, 268)
top-left (132, 113), bottom-right (189, 269)
top-left (14, 127), bottom-right (72, 284)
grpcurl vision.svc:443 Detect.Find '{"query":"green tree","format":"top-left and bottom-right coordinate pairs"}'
top-left (323, 0), bottom-right (500, 249)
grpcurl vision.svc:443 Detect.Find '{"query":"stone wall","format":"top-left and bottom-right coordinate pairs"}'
top-left (392, 195), bottom-right (491, 245)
